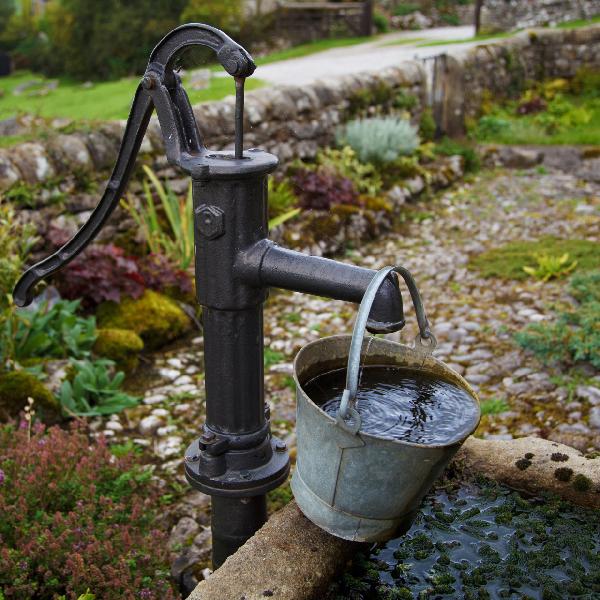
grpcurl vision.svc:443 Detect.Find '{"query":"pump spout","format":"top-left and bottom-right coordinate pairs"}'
top-left (235, 241), bottom-right (405, 334)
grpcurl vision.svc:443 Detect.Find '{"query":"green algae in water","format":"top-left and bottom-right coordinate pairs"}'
top-left (326, 480), bottom-right (600, 599)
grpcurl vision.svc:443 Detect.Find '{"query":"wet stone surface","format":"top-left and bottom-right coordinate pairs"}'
top-left (94, 166), bottom-right (600, 583)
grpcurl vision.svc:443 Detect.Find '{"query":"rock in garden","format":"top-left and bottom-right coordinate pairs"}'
top-left (139, 414), bottom-right (164, 435)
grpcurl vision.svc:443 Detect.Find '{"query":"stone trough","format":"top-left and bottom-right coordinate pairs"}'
top-left (188, 436), bottom-right (599, 600)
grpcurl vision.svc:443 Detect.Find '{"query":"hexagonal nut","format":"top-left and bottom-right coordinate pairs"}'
top-left (196, 204), bottom-right (225, 240)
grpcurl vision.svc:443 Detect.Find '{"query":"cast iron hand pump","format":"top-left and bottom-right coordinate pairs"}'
top-left (14, 24), bottom-right (406, 567)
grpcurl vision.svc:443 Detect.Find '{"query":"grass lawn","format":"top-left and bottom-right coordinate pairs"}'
top-left (556, 15), bottom-right (600, 29)
top-left (0, 34), bottom-right (377, 124)
top-left (0, 70), bottom-right (265, 121)
top-left (381, 36), bottom-right (427, 47)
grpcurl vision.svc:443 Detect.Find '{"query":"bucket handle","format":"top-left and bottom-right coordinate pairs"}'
top-left (337, 266), bottom-right (437, 434)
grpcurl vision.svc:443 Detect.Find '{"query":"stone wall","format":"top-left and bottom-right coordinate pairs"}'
top-left (481, 0), bottom-right (600, 32)
top-left (456, 24), bottom-right (600, 121)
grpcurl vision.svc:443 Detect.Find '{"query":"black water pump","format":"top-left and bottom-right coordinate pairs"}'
top-left (14, 23), bottom-right (406, 568)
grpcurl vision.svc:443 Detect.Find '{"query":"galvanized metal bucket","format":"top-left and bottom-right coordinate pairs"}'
top-left (291, 266), bottom-right (481, 542)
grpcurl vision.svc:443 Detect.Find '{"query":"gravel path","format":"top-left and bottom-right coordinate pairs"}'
top-left (94, 165), bottom-right (600, 582)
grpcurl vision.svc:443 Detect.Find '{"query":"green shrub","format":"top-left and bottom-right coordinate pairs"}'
top-left (59, 358), bottom-right (140, 417)
top-left (419, 108), bottom-right (436, 142)
top-left (336, 117), bottom-right (420, 165)
top-left (515, 271), bottom-right (600, 369)
top-left (393, 90), bottom-right (419, 112)
top-left (315, 146), bottom-right (383, 196)
top-left (0, 422), bottom-right (177, 599)
top-left (434, 137), bottom-right (481, 172)
top-left (373, 11), bottom-right (389, 33)
top-left (475, 115), bottom-right (511, 139)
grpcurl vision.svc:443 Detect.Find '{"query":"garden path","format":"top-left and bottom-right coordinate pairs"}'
top-left (251, 26), bottom-right (477, 86)
top-left (96, 164), bottom-right (600, 579)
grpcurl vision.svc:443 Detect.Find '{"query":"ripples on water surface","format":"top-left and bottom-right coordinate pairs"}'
top-left (302, 365), bottom-right (479, 445)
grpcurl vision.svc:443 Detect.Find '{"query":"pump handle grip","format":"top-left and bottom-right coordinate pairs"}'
top-left (13, 24), bottom-right (255, 307)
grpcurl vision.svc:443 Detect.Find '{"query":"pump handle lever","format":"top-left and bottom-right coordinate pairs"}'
top-left (13, 24), bottom-right (255, 307)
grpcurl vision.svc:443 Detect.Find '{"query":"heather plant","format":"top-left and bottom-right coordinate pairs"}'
top-left (515, 271), bottom-right (600, 369)
top-left (59, 358), bottom-right (140, 417)
top-left (0, 422), bottom-right (177, 599)
top-left (336, 117), bottom-right (420, 166)
top-left (121, 165), bottom-right (194, 270)
top-left (315, 146), bottom-right (383, 196)
top-left (291, 168), bottom-right (359, 210)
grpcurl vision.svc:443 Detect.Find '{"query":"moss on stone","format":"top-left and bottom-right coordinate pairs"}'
top-left (572, 473), bottom-right (592, 492)
top-left (96, 290), bottom-right (191, 351)
top-left (93, 328), bottom-right (144, 371)
top-left (0, 370), bottom-right (60, 421)
top-left (554, 467), bottom-right (573, 482)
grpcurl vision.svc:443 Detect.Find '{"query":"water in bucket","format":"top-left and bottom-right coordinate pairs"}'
top-left (302, 365), bottom-right (480, 445)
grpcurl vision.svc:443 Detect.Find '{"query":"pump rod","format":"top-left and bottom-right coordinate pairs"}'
top-left (234, 77), bottom-right (245, 159)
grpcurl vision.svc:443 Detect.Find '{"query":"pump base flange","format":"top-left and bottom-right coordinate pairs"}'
top-left (184, 436), bottom-right (290, 498)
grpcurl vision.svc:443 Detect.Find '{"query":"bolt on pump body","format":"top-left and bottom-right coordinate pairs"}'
top-left (14, 23), bottom-right (405, 568)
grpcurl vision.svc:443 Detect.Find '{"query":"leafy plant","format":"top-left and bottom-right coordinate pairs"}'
top-left (59, 358), bottom-right (140, 416)
top-left (137, 253), bottom-right (193, 299)
top-left (0, 422), bottom-right (177, 599)
top-left (291, 168), bottom-right (359, 210)
top-left (315, 146), bottom-right (383, 196)
top-left (522, 252), bottom-right (578, 281)
top-left (3, 299), bottom-right (96, 364)
top-left (122, 165), bottom-right (194, 269)
top-left (515, 271), bottom-right (600, 369)
top-left (268, 177), bottom-right (298, 218)
top-left (336, 117), bottom-right (420, 165)
top-left (268, 208), bottom-right (301, 229)
top-left (56, 244), bottom-right (146, 308)
top-left (480, 397), bottom-right (510, 416)
top-left (373, 11), bottom-right (389, 33)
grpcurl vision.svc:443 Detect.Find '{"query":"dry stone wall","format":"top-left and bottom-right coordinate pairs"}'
top-left (481, 0), bottom-right (600, 32)
top-left (0, 24), bottom-right (599, 201)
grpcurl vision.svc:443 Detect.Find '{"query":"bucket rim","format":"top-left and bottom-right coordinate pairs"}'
top-left (293, 334), bottom-right (481, 449)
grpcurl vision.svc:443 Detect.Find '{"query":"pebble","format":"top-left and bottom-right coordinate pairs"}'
top-left (102, 429), bottom-right (115, 437)
top-left (144, 393), bottom-right (168, 405)
top-left (159, 368), bottom-right (181, 381)
top-left (169, 516), bottom-right (200, 549)
top-left (167, 358), bottom-right (184, 369)
top-left (151, 408), bottom-right (169, 418)
top-left (174, 403), bottom-right (191, 414)
top-left (174, 375), bottom-right (193, 386)
top-left (155, 436), bottom-right (183, 459)
top-left (104, 421), bottom-right (124, 432)
top-left (157, 425), bottom-right (178, 437)
top-left (576, 385), bottom-right (600, 405)
top-left (589, 407), bottom-right (600, 430)
top-left (139, 415), bottom-right (164, 436)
